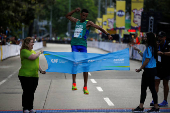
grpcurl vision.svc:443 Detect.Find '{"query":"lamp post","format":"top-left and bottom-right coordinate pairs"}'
top-left (98, 0), bottom-right (101, 18)
top-left (105, 0), bottom-right (107, 14)
top-left (50, 5), bottom-right (52, 39)
top-left (68, 0), bottom-right (71, 37)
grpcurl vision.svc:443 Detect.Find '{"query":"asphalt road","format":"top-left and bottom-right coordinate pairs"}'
top-left (0, 43), bottom-right (169, 112)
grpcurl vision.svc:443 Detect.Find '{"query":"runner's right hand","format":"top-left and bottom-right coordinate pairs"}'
top-left (157, 51), bottom-right (163, 55)
top-left (75, 7), bottom-right (81, 12)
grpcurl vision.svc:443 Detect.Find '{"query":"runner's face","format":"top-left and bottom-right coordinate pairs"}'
top-left (80, 12), bottom-right (88, 21)
top-left (28, 39), bottom-right (34, 50)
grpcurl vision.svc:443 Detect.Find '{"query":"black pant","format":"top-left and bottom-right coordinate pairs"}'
top-left (18, 76), bottom-right (39, 110)
top-left (140, 68), bottom-right (158, 104)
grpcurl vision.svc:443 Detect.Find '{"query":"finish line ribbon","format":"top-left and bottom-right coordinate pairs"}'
top-left (44, 48), bottom-right (130, 74)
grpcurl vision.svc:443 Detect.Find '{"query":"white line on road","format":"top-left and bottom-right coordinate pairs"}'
top-left (0, 68), bottom-right (19, 86)
top-left (104, 97), bottom-right (114, 106)
top-left (96, 87), bottom-right (103, 92)
top-left (90, 79), bottom-right (97, 83)
top-left (88, 72), bottom-right (91, 76)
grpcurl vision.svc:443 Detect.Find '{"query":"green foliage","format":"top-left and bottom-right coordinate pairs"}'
top-left (0, 0), bottom-right (54, 37)
top-left (2, 0), bottom-right (169, 38)
top-left (144, 0), bottom-right (170, 23)
top-left (40, 0), bottom-right (98, 36)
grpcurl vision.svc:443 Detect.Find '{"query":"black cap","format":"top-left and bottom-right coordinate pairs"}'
top-left (158, 31), bottom-right (166, 37)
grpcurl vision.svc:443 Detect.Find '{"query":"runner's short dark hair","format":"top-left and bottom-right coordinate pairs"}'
top-left (81, 9), bottom-right (89, 13)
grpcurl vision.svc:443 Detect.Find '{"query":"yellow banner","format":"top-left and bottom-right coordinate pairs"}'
top-left (107, 8), bottom-right (114, 15)
top-left (102, 15), bottom-right (108, 31)
top-left (102, 14), bottom-right (114, 32)
top-left (116, 1), bottom-right (126, 29)
top-left (107, 15), bottom-right (114, 31)
top-left (107, 8), bottom-right (114, 31)
top-left (95, 18), bottom-right (103, 33)
top-left (131, 0), bottom-right (144, 29)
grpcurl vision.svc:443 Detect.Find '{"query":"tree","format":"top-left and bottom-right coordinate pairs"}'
top-left (39, 0), bottom-right (98, 36)
top-left (144, 0), bottom-right (170, 23)
top-left (0, 0), bottom-right (54, 37)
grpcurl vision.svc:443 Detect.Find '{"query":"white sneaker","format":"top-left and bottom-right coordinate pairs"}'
top-left (30, 109), bottom-right (36, 113)
top-left (23, 110), bottom-right (29, 113)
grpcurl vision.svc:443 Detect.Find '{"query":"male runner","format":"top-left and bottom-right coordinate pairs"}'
top-left (66, 7), bottom-right (112, 95)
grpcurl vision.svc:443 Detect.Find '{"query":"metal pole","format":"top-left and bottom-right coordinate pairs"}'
top-left (68, 0), bottom-right (71, 37)
top-left (22, 23), bottom-right (24, 39)
top-left (98, 0), bottom-right (101, 18)
top-left (110, 0), bottom-right (111, 7)
top-left (105, 0), bottom-right (107, 14)
top-left (50, 6), bottom-right (52, 39)
top-left (148, 16), bottom-right (154, 32)
top-left (119, 30), bottom-right (122, 43)
top-left (37, 15), bottom-right (39, 37)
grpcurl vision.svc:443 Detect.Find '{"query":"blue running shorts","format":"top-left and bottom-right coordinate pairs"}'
top-left (71, 45), bottom-right (87, 52)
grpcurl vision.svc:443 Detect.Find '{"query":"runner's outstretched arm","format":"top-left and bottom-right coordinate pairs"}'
top-left (87, 21), bottom-right (113, 40)
top-left (65, 7), bottom-right (80, 23)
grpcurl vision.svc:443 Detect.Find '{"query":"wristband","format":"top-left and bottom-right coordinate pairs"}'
top-left (106, 33), bottom-right (110, 36)
top-left (138, 51), bottom-right (142, 53)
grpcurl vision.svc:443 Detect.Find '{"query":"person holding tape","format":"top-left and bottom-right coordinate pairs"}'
top-left (132, 32), bottom-right (159, 113)
top-left (18, 37), bottom-right (46, 113)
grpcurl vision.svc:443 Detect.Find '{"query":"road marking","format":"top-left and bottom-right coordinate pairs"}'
top-left (96, 87), bottom-right (103, 92)
top-left (0, 109), bottom-right (170, 112)
top-left (104, 97), bottom-right (114, 106)
top-left (0, 68), bottom-right (19, 86)
top-left (90, 79), bottom-right (97, 83)
top-left (0, 66), bottom-right (13, 68)
top-left (88, 72), bottom-right (91, 76)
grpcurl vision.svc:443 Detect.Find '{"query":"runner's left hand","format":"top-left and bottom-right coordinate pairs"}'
top-left (108, 35), bottom-right (113, 40)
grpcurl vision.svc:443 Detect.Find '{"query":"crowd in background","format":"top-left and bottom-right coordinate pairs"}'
top-left (128, 33), bottom-right (147, 45)
top-left (0, 27), bottom-right (44, 46)
top-left (0, 26), bottom-right (22, 46)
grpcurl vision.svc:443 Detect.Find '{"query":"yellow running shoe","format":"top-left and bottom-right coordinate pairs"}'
top-left (72, 83), bottom-right (77, 90)
top-left (83, 87), bottom-right (89, 95)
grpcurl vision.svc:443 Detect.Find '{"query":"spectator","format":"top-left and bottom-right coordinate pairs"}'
top-left (6, 27), bottom-right (10, 38)
top-left (141, 36), bottom-right (147, 44)
top-left (130, 34), bottom-right (135, 45)
top-left (16, 39), bottom-right (20, 45)
top-left (6, 38), bottom-right (10, 45)
top-left (150, 31), bottom-right (170, 107)
top-left (135, 33), bottom-right (140, 44)
top-left (0, 26), bottom-right (4, 34)
top-left (1, 34), bottom-right (6, 45)
top-left (19, 39), bottom-right (23, 46)
top-left (0, 34), bottom-right (2, 45)
top-left (10, 36), bottom-right (17, 44)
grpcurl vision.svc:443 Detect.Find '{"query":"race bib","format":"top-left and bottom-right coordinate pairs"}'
top-left (74, 28), bottom-right (83, 38)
